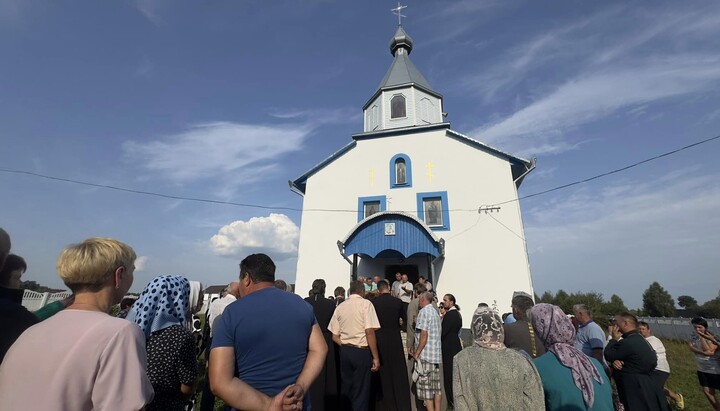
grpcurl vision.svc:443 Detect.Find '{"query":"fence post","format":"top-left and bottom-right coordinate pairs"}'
top-left (39, 292), bottom-right (49, 308)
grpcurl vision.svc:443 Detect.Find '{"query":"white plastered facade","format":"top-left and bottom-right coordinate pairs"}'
top-left (293, 127), bottom-right (534, 329)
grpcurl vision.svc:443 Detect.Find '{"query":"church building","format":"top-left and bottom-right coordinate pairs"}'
top-left (290, 25), bottom-right (536, 327)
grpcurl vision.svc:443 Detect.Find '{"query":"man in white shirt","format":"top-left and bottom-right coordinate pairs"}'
top-left (391, 272), bottom-right (402, 298)
top-left (399, 274), bottom-right (413, 332)
top-left (208, 282), bottom-right (240, 336)
top-left (200, 281), bottom-right (240, 411)
top-left (638, 321), bottom-right (684, 409)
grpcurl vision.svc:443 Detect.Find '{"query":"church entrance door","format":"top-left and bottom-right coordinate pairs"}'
top-left (384, 264), bottom-right (419, 284)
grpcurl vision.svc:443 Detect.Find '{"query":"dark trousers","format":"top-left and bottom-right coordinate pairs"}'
top-left (651, 370), bottom-right (670, 389)
top-left (402, 302), bottom-right (409, 332)
top-left (199, 339), bottom-right (216, 411)
top-left (340, 346), bottom-right (372, 411)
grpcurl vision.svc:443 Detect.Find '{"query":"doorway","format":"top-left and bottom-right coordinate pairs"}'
top-left (384, 265), bottom-right (419, 284)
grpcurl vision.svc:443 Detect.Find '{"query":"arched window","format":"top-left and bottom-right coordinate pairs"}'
top-left (389, 153), bottom-right (412, 188)
top-left (395, 158), bottom-right (406, 185)
top-left (391, 95), bottom-right (406, 119)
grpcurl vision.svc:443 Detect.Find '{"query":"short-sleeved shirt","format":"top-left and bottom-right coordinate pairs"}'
top-left (691, 334), bottom-right (720, 374)
top-left (146, 325), bottom-right (198, 411)
top-left (328, 294), bottom-right (381, 346)
top-left (212, 287), bottom-right (316, 408)
top-left (415, 304), bottom-right (442, 364)
top-left (399, 281), bottom-right (414, 303)
top-left (208, 294), bottom-right (237, 337)
top-left (576, 321), bottom-right (606, 357)
top-left (645, 335), bottom-right (670, 374)
top-left (391, 280), bottom-right (402, 297)
top-left (364, 283), bottom-right (378, 292)
top-left (0, 310), bottom-right (154, 410)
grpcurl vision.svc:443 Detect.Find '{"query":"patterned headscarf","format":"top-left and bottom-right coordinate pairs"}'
top-left (471, 306), bottom-right (506, 351)
top-left (531, 303), bottom-right (603, 408)
top-left (127, 275), bottom-right (190, 338)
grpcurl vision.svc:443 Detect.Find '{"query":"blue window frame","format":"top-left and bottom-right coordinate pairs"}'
top-left (389, 153), bottom-right (412, 188)
top-left (416, 191), bottom-right (450, 231)
top-left (357, 195), bottom-right (387, 222)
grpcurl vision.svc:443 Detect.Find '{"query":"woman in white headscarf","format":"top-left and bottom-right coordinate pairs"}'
top-left (452, 306), bottom-right (544, 411)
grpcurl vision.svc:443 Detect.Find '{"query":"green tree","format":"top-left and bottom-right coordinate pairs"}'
top-left (554, 290), bottom-right (571, 313)
top-left (538, 291), bottom-right (554, 304)
top-left (642, 282), bottom-right (675, 317)
top-left (20, 280), bottom-right (53, 293)
top-left (697, 298), bottom-right (720, 319)
top-left (677, 295), bottom-right (698, 309)
top-left (601, 294), bottom-right (628, 316)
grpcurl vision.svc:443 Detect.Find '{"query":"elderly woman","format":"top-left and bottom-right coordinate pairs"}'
top-left (0, 237), bottom-right (153, 410)
top-left (128, 275), bottom-right (198, 411)
top-left (530, 303), bottom-right (613, 411)
top-left (453, 306), bottom-right (544, 411)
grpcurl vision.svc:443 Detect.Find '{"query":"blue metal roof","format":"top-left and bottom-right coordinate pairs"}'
top-left (341, 211), bottom-right (444, 258)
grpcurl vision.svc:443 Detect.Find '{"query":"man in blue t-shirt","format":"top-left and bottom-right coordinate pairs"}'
top-left (572, 304), bottom-right (607, 366)
top-left (210, 253), bottom-right (327, 411)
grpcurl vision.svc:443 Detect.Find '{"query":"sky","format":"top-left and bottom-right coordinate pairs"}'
top-left (1, 1), bottom-right (719, 309)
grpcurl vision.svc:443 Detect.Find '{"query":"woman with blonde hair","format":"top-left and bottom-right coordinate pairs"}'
top-left (0, 237), bottom-right (153, 410)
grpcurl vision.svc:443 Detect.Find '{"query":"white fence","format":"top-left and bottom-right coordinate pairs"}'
top-left (638, 317), bottom-right (720, 341)
top-left (21, 290), bottom-right (71, 311)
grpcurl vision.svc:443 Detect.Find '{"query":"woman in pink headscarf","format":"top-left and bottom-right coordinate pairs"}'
top-left (530, 303), bottom-right (613, 410)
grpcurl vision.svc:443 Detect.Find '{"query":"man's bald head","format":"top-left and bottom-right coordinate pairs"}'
top-left (0, 228), bottom-right (10, 270)
top-left (227, 281), bottom-right (241, 298)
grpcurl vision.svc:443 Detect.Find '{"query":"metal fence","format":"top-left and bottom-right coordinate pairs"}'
top-left (21, 290), bottom-right (72, 311)
top-left (638, 316), bottom-right (720, 341)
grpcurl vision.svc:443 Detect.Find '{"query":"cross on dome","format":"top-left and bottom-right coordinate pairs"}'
top-left (391, 2), bottom-right (407, 26)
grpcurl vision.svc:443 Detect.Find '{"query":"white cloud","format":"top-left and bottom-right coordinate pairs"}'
top-left (268, 107), bottom-right (359, 124)
top-left (209, 214), bottom-right (300, 261)
top-left (525, 170), bottom-right (720, 306)
top-left (459, 4), bottom-right (720, 156)
top-left (123, 121), bottom-right (312, 182)
top-left (472, 55), bottom-right (720, 156)
top-left (134, 256), bottom-right (149, 272)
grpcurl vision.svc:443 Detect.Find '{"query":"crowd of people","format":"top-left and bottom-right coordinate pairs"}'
top-left (0, 227), bottom-right (719, 411)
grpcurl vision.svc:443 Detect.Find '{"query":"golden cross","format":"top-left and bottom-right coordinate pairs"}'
top-left (369, 168), bottom-right (375, 186)
top-left (426, 162), bottom-right (434, 183)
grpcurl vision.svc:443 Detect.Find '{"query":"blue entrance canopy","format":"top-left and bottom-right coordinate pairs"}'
top-left (341, 212), bottom-right (444, 259)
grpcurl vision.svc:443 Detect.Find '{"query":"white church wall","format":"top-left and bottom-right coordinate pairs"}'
top-left (294, 128), bottom-right (533, 328)
top-left (363, 95), bottom-right (382, 132)
top-left (413, 89), bottom-right (442, 125)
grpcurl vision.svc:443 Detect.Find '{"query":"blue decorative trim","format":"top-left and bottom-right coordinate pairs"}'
top-left (416, 191), bottom-right (450, 231)
top-left (357, 195), bottom-right (387, 222)
top-left (343, 212), bottom-right (443, 258)
top-left (389, 153), bottom-right (412, 189)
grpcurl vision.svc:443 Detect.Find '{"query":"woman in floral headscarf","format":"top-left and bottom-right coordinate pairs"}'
top-left (530, 303), bottom-right (613, 411)
top-left (127, 275), bottom-right (198, 411)
top-left (452, 306), bottom-right (544, 411)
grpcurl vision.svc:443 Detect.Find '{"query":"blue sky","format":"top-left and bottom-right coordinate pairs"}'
top-left (2, 1), bottom-right (719, 309)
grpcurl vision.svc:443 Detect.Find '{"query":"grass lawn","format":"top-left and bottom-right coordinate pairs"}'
top-left (664, 337), bottom-right (712, 410)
